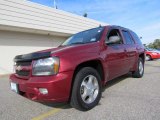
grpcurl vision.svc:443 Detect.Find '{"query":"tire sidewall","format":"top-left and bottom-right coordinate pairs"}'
top-left (138, 58), bottom-right (144, 77)
top-left (75, 67), bottom-right (102, 110)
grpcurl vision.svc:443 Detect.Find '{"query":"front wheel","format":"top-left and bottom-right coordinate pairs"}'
top-left (70, 67), bottom-right (102, 111)
top-left (132, 57), bottom-right (144, 78)
top-left (145, 55), bottom-right (151, 61)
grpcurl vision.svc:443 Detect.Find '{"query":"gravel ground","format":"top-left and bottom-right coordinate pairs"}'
top-left (0, 60), bottom-right (160, 120)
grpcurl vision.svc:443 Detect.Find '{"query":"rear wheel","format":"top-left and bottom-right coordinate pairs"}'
top-left (132, 57), bottom-right (144, 78)
top-left (70, 67), bottom-right (102, 111)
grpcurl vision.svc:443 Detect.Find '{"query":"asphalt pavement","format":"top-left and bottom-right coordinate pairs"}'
top-left (0, 60), bottom-right (160, 120)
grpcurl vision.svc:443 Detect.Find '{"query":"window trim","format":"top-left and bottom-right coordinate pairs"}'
top-left (105, 27), bottom-right (124, 46)
top-left (121, 30), bottom-right (135, 45)
top-left (130, 31), bottom-right (142, 45)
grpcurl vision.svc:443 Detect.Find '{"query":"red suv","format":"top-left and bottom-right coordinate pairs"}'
top-left (10, 25), bottom-right (145, 110)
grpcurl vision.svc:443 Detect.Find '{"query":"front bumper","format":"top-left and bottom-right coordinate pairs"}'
top-left (10, 71), bottom-right (73, 102)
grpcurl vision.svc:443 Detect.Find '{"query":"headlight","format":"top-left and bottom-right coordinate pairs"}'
top-left (32, 57), bottom-right (60, 76)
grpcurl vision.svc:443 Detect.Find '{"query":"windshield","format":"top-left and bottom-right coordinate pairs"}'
top-left (61, 27), bottom-right (105, 46)
top-left (146, 48), bottom-right (158, 51)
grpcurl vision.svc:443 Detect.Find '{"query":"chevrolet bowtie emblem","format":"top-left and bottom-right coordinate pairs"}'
top-left (16, 66), bottom-right (22, 71)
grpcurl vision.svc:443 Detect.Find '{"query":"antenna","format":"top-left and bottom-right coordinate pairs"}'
top-left (54, 0), bottom-right (56, 8)
top-left (53, 0), bottom-right (58, 9)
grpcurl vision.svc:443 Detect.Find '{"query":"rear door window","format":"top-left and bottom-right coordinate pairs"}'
top-left (122, 31), bottom-right (134, 44)
top-left (130, 31), bottom-right (143, 45)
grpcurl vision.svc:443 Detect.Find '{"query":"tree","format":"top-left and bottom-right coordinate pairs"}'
top-left (147, 39), bottom-right (160, 49)
top-left (83, 13), bottom-right (88, 17)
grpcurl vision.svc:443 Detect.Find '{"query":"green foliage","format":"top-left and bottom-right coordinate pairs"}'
top-left (147, 39), bottom-right (160, 49)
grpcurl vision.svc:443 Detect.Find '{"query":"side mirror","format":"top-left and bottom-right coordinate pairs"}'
top-left (106, 36), bottom-right (121, 44)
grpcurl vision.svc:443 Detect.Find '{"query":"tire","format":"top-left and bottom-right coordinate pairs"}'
top-left (145, 55), bottom-right (151, 61)
top-left (70, 67), bottom-right (102, 111)
top-left (132, 57), bottom-right (144, 78)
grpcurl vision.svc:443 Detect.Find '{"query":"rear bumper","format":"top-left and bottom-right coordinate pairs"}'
top-left (10, 71), bottom-right (73, 102)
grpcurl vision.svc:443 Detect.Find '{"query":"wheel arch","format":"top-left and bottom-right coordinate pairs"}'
top-left (139, 53), bottom-right (145, 62)
top-left (69, 59), bottom-right (105, 101)
top-left (146, 54), bottom-right (152, 60)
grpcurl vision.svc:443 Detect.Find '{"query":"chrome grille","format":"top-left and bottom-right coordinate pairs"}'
top-left (15, 61), bottom-right (31, 77)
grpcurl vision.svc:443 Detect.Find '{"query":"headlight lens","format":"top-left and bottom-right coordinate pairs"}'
top-left (32, 57), bottom-right (60, 76)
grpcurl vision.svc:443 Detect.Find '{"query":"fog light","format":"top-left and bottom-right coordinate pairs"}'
top-left (39, 88), bottom-right (48, 95)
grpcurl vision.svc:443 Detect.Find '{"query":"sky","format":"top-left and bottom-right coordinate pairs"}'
top-left (29, 0), bottom-right (160, 44)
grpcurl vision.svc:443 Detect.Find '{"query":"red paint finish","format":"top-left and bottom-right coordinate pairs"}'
top-left (145, 50), bottom-right (160, 59)
top-left (10, 71), bottom-right (73, 102)
top-left (10, 25), bottom-right (145, 103)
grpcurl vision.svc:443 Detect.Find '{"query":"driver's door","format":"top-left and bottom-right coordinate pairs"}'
top-left (102, 28), bottom-right (129, 81)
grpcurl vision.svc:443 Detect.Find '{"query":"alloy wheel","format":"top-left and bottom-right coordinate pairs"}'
top-left (80, 75), bottom-right (99, 104)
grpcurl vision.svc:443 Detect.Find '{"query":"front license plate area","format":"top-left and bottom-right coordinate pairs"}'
top-left (11, 82), bottom-right (19, 93)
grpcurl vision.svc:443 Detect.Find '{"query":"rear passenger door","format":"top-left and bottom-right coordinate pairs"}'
top-left (121, 30), bottom-right (137, 70)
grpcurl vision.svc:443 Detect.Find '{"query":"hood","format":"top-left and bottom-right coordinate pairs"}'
top-left (14, 51), bottom-right (51, 62)
top-left (14, 43), bottom-right (99, 62)
top-left (50, 43), bottom-right (100, 56)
